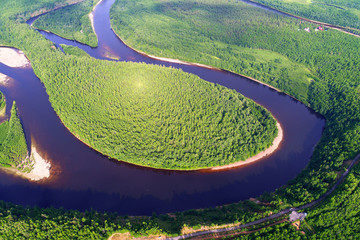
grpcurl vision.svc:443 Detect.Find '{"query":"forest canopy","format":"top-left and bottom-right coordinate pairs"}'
top-left (0, 101), bottom-right (28, 170)
top-left (0, 0), bottom-right (359, 238)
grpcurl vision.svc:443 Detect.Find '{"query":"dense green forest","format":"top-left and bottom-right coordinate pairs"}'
top-left (0, 0), bottom-right (359, 238)
top-left (252, 0), bottom-right (360, 30)
top-left (110, 0), bottom-right (360, 205)
top-left (110, 0), bottom-right (318, 102)
top-left (40, 55), bottom-right (277, 170)
top-left (1, 0), bottom-right (278, 171)
top-left (33, 0), bottom-right (99, 47)
top-left (0, 101), bottom-right (28, 170)
top-left (0, 196), bottom-right (276, 239)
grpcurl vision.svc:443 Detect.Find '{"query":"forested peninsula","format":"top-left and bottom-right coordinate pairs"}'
top-left (109, 1), bottom-right (360, 204)
top-left (110, 0), bottom-right (360, 237)
top-left (1, 0), bottom-right (278, 171)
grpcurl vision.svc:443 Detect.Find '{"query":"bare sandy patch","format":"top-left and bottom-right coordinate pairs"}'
top-left (108, 232), bottom-right (167, 240)
top-left (108, 232), bottom-right (132, 240)
top-left (89, 0), bottom-right (104, 39)
top-left (210, 122), bottom-right (283, 171)
top-left (0, 47), bottom-right (30, 68)
top-left (3, 147), bottom-right (51, 181)
top-left (0, 73), bottom-right (10, 85)
top-left (25, 147), bottom-right (51, 181)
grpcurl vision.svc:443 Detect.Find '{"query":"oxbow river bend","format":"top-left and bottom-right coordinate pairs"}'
top-left (0, 0), bottom-right (325, 215)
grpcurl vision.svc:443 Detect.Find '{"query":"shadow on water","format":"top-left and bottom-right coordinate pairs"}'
top-left (0, 0), bottom-right (325, 215)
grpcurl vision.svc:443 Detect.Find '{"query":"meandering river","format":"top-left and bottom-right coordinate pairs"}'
top-left (0, 0), bottom-right (324, 215)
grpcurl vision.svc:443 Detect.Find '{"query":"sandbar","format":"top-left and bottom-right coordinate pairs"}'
top-left (2, 147), bottom-right (51, 181)
top-left (0, 47), bottom-right (30, 68)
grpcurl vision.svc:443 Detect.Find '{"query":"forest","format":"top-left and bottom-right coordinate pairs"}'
top-left (0, 0), bottom-right (278, 171)
top-left (0, 101), bottom-right (28, 170)
top-left (0, 0), bottom-right (359, 238)
top-left (109, 0), bottom-right (360, 237)
top-left (33, 0), bottom-right (99, 47)
top-left (252, 0), bottom-right (360, 30)
top-left (110, 0), bottom-right (318, 102)
top-left (38, 55), bottom-right (278, 170)
top-left (109, 0), bottom-right (360, 204)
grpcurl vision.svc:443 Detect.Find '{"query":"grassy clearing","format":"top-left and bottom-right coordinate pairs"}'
top-left (253, 0), bottom-right (360, 29)
top-left (110, 0), bottom-right (315, 102)
top-left (60, 44), bottom-right (90, 57)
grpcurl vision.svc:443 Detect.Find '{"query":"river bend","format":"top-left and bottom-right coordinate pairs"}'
top-left (0, 0), bottom-right (325, 215)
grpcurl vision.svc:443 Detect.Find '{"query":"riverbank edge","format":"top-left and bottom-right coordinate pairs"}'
top-left (0, 47), bottom-right (31, 68)
top-left (0, 47), bottom-right (51, 181)
top-left (89, 0), bottom-right (104, 41)
top-left (110, 28), bottom-right (316, 107)
top-left (49, 30), bottom-right (283, 171)
top-left (27, 0), bottom-right (85, 27)
top-left (211, 122), bottom-right (283, 170)
top-left (21, 4), bottom-right (287, 172)
top-left (1, 147), bottom-right (51, 181)
top-left (18, 24), bottom-right (284, 171)
top-left (23, 1), bottom-right (290, 171)
top-left (0, 144), bottom-right (51, 182)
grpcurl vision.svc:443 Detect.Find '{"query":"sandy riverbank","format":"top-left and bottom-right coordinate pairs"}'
top-left (0, 47), bottom-right (30, 68)
top-left (25, 147), bottom-right (51, 181)
top-left (0, 73), bottom-right (9, 85)
top-left (2, 147), bottom-right (51, 181)
top-left (0, 47), bottom-right (31, 85)
top-left (210, 122), bottom-right (283, 171)
top-left (89, 0), bottom-right (104, 39)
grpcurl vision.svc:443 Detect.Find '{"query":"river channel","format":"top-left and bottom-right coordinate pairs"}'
top-left (0, 0), bottom-right (325, 215)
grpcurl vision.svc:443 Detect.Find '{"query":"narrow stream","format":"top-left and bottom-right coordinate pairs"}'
top-left (0, 0), bottom-right (325, 215)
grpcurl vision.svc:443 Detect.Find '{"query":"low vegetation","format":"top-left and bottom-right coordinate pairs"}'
top-left (110, 0), bottom-right (316, 102)
top-left (4, 0), bottom-right (78, 21)
top-left (60, 44), bottom-right (90, 57)
top-left (253, 0), bottom-right (360, 31)
top-left (33, 0), bottom-right (99, 47)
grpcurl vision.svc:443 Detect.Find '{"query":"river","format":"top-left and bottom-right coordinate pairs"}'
top-left (0, 0), bottom-right (325, 215)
